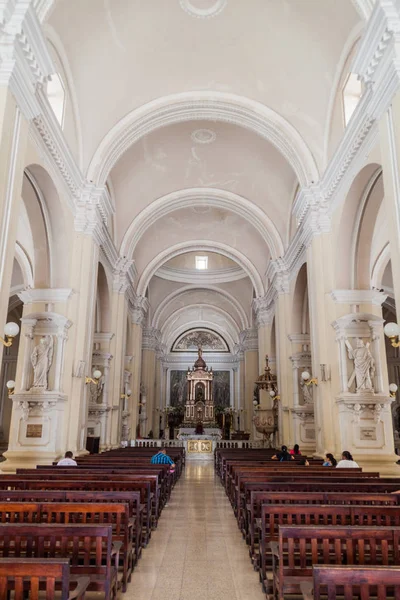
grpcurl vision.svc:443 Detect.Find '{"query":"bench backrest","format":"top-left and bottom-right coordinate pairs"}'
top-left (0, 558), bottom-right (71, 600)
top-left (0, 523), bottom-right (113, 576)
top-left (279, 526), bottom-right (400, 570)
top-left (313, 565), bottom-right (400, 600)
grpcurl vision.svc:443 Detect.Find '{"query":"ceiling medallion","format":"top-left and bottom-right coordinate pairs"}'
top-left (179, 0), bottom-right (228, 19)
top-left (191, 129), bottom-right (217, 144)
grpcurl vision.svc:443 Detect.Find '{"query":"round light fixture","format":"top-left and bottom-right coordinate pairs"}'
top-left (4, 322), bottom-right (19, 337)
top-left (6, 380), bottom-right (15, 389)
top-left (301, 371), bottom-right (311, 381)
top-left (269, 390), bottom-right (276, 398)
top-left (384, 322), bottom-right (400, 337)
top-left (93, 369), bottom-right (102, 380)
top-left (389, 383), bottom-right (398, 394)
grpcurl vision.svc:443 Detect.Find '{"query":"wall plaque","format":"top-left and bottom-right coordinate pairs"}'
top-left (26, 424), bottom-right (43, 438)
top-left (360, 427), bottom-right (377, 441)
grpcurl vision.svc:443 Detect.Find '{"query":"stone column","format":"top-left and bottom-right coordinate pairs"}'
top-left (3, 289), bottom-right (74, 470)
top-left (241, 329), bottom-right (258, 431)
top-left (330, 290), bottom-right (397, 474)
top-left (288, 335), bottom-right (315, 454)
top-left (306, 231), bottom-right (339, 457)
top-left (63, 207), bottom-right (102, 455)
top-left (108, 260), bottom-right (131, 447)
top-left (141, 327), bottom-right (160, 437)
top-left (127, 297), bottom-right (148, 441)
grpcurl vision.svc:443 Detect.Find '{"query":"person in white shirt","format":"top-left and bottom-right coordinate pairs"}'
top-left (57, 451), bottom-right (77, 466)
top-left (336, 450), bottom-right (359, 468)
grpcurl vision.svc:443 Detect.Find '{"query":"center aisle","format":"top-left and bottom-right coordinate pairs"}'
top-left (127, 461), bottom-right (265, 600)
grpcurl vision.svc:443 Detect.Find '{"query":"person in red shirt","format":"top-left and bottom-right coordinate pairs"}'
top-left (289, 444), bottom-right (301, 456)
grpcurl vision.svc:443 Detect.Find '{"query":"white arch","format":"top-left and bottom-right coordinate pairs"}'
top-left (14, 242), bottom-right (34, 289)
top-left (152, 284), bottom-right (249, 331)
top-left (137, 241), bottom-right (264, 297)
top-left (161, 306), bottom-right (240, 351)
top-left (371, 243), bottom-right (391, 292)
top-left (120, 187), bottom-right (284, 260)
top-left (87, 91), bottom-right (319, 187)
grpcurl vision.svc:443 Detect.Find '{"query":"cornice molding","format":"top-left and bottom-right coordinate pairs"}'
top-left (330, 289), bottom-right (388, 305)
top-left (156, 264), bottom-right (246, 285)
top-left (18, 287), bottom-right (74, 304)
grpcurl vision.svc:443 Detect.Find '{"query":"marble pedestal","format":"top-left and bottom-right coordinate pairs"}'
top-left (178, 429), bottom-right (221, 461)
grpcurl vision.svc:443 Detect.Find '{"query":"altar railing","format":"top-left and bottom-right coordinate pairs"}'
top-left (131, 439), bottom-right (184, 448)
top-left (131, 439), bottom-right (264, 449)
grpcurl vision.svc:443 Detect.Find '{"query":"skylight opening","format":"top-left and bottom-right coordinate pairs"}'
top-left (195, 256), bottom-right (208, 270)
top-left (342, 72), bottom-right (362, 127)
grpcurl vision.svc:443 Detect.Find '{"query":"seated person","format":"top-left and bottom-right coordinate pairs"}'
top-left (336, 450), bottom-right (359, 468)
top-left (150, 448), bottom-right (175, 470)
top-left (290, 443), bottom-right (301, 455)
top-left (57, 451), bottom-right (77, 466)
top-left (271, 445), bottom-right (295, 461)
top-left (323, 452), bottom-right (337, 467)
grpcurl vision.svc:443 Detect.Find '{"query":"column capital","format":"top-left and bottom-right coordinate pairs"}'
top-left (142, 327), bottom-right (161, 351)
top-left (252, 295), bottom-right (274, 327)
top-left (266, 258), bottom-right (290, 295)
top-left (18, 288), bottom-right (74, 306)
top-left (236, 328), bottom-right (258, 353)
top-left (112, 257), bottom-right (136, 294)
top-left (130, 295), bottom-right (148, 326)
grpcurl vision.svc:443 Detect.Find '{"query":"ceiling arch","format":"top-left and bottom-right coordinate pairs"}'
top-left (161, 304), bottom-right (240, 351)
top-left (137, 241), bottom-right (264, 298)
top-left (87, 91), bottom-right (319, 187)
top-left (120, 187), bottom-right (285, 260)
top-left (152, 285), bottom-right (249, 331)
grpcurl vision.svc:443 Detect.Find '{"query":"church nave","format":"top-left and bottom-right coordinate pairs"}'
top-left (126, 462), bottom-right (264, 600)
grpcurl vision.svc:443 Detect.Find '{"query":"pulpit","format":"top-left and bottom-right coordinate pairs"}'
top-left (184, 348), bottom-right (214, 423)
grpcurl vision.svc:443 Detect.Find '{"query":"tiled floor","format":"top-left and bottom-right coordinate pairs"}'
top-left (125, 461), bottom-right (265, 600)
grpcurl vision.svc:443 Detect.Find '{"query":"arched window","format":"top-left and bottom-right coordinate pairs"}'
top-left (46, 73), bottom-right (65, 127)
top-left (342, 73), bottom-right (362, 126)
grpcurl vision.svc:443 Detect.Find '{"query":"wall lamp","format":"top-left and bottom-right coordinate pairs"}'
top-left (85, 369), bottom-right (102, 385)
top-left (384, 322), bottom-right (400, 347)
top-left (389, 383), bottom-right (398, 398)
top-left (121, 389), bottom-right (132, 400)
top-left (269, 389), bottom-right (281, 400)
top-left (301, 371), bottom-right (318, 386)
top-left (0, 322), bottom-right (20, 347)
top-left (6, 380), bottom-right (15, 396)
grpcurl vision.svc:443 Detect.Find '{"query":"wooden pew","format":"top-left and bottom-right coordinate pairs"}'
top-left (312, 565), bottom-right (400, 600)
top-left (247, 491), bottom-right (400, 558)
top-left (0, 523), bottom-right (120, 600)
top-left (0, 489), bottom-right (144, 566)
top-left (42, 502), bottom-right (132, 593)
top-left (259, 504), bottom-right (400, 592)
top-left (272, 526), bottom-right (400, 600)
top-left (0, 558), bottom-right (90, 600)
top-left (0, 478), bottom-right (153, 545)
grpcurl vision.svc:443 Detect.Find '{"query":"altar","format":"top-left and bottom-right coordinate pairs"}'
top-left (177, 428), bottom-right (221, 461)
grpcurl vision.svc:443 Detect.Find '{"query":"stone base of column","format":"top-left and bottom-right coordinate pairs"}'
top-left (1, 450), bottom-right (59, 472)
top-left (355, 454), bottom-right (400, 477)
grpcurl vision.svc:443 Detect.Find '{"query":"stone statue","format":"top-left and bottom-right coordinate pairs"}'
top-left (300, 377), bottom-right (313, 404)
top-left (31, 335), bottom-right (54, 390)
top-left (346, 337), bottom-right (375, 392)
top-left (89, 374), bottom-right (104, 404)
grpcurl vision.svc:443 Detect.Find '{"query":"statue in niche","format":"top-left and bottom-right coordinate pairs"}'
top-left (300, 377), bottom-right (313, 404)
top-left (89, 374), bottom-right (104, 404)
top-left (30, 335), bottom-right (54, 390)
top-left (196, 385), bottom-right (204, 402)
top-left (345, 337), bottom-right (375, 392)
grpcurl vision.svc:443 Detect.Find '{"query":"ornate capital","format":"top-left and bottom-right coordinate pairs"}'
top-left (131, 295), bottom-right (148, 326)
top-left (267, 258), bottom-right (290, 295)
top-left (113, 257), bottom-right (134, 294)
top-left (253, 296), bottom-right (274, 328)
top-left (142, 327), bottom-right (161, 351)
